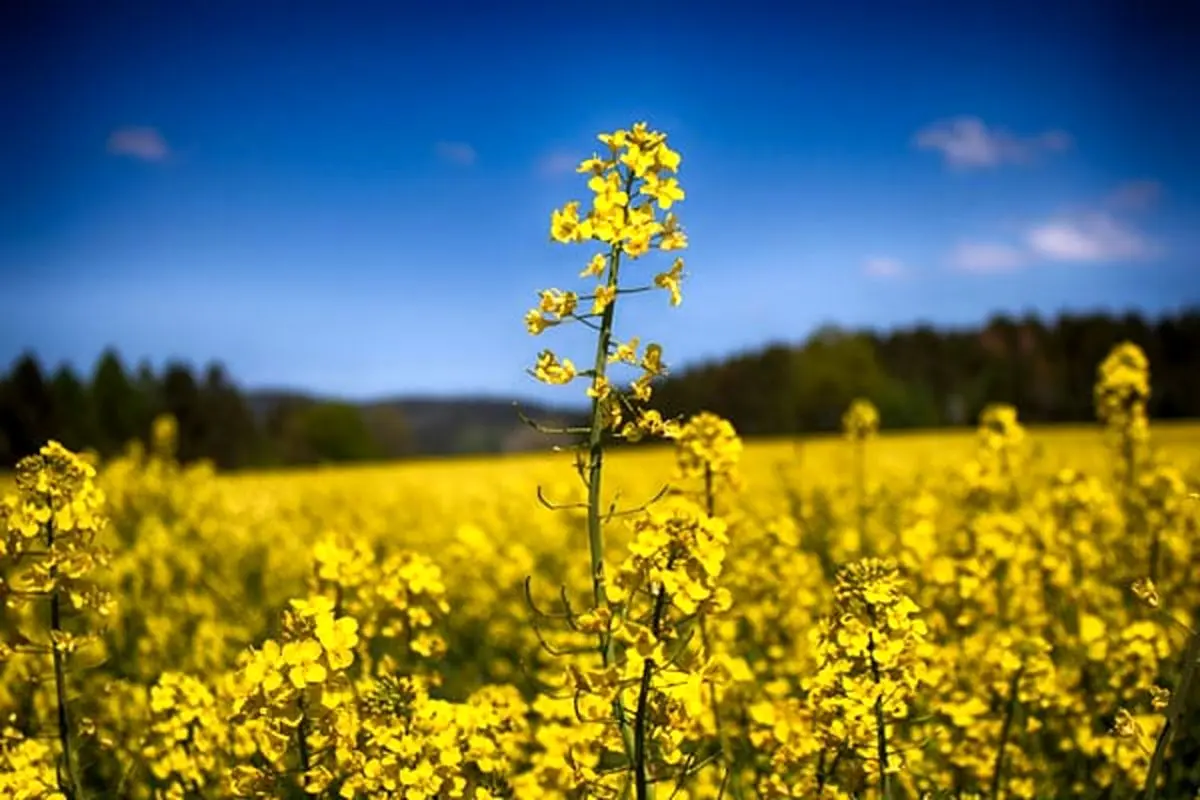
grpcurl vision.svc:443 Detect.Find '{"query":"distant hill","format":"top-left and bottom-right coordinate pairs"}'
top-left (246, 391), bottom-right (588, 458)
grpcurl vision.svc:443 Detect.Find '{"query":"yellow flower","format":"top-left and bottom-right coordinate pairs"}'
top-left (653, 258), bottom-right (684, 306)
top-left (576, 154), bottom-right (608, 175)
top-left (588, 172), bottom-right (629, 214)
top-left (315, 615), bottom-right (360, 671)
top-left (598, 128), bottom-right (629, 151)
top-left (591, 285), bottom-right (616, 315)
top-left (550, 201), bottom-right (582, 242)
top-left (580, 252), bottom-right (607, 277)
top-left (609, 337), bottom-right (640, 365)
top-left (533, 350), bottom-right (576, 385)
top-left (640, 172), bottom-right (685, 210)
top-left (587, 376), bottom-right (613, 401)
top-left (525, 309), bottom-right (552, 335)
top-left (282, 639), bottom-right (327, 688)
top-left (640, 343), bottom-right (666, 376)
top-left (1131, 577), bottom-right (1160, 608)
top-left (842, 398), bottom-right (880, 441)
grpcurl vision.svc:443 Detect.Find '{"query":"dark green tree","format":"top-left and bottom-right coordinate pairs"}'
top-left (361, 404), bottom-right (415, 459)
top-left (161, 362), bottom-right (207, 464)
top-left (282, 402), bottom-right (381, 464)
top-left (199, 363), bottom-right (261, 469)
top-left (0, 353), bottom-right (56, 462)
top-left (50, 364), bottom-right (97, 452)
top-left (91, 349), bottom-right (142, 457)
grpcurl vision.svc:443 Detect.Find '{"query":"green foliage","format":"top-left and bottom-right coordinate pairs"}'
top-left (654, 309), bottom-right (1200, 436)
top-left (91, 349), bottom-right (146, 456)
top-left (50, 364), bottom-right (98, 451)
top-left (1, 353), bottom-right (55, 457)
top-left (280, 401), bottom-right (381, 465)
top-left (0, 356), bottom-right (403, 470)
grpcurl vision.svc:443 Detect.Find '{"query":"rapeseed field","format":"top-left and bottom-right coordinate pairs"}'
top-left (2, 123), bottom-right (1198, 799)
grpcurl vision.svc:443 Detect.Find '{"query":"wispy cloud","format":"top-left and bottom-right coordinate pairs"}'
top-left (948, 180), bottom-right (1160, 273)
top-left (1104, 179), bottom-right (1163, 211)
top-left (107, 126), bottom-right (171, 162)
top-left (536, 151), bottom-right (579, 178)
top-left (863, 256), bottom-right (906, 278)
top-left (914, 116), bottom-right (1071, 170)
top-left (949, 242), bottom-right (1026, 273)
top-left (434, 141), bottom-right (477, 166)
top-left (1026, 212), bottom-right (1154, 263)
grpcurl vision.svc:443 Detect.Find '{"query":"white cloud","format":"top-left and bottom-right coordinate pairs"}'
top-left (434, 141), bottom-right (477, 166)
top-left (863, 256), bottom-right (905, 278)
top-left (537, 151), bottom-right (579, 178)
top-left (950, 242), bottom-right (1026, 273)
top-left (913, 117), bottom-right (1071, 169)
top-left (1026, 212), bottom-right (1152, 262)
top-left (943, 181), bottom-right (1161, 274)
top-left (107, 126), bottom-right (170, 162)
top-left (1105, 179), bottom-right (1163, 211)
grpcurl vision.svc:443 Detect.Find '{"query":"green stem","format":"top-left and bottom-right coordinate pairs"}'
top-left (297, 693), bottom-right (312, 778)
top-left (1119, 425), bottom-right (1154, 583)
top-left (866, 625), bottom-right (891, 800)
top-left (634, 657), bottom-right (655, 800)
top-left (635, 552), bottom-right (678, 800)
top-left (817, 747), bottom-right (843, 796)
top-left (46, 510), bottom-right (85, 800)
top-left (854, 439), bottom-right (867, 555)
top-left (990, 666), bottom-right (1023, 800)
top-left (1143, 626), bottom-right (1200, 799)
top-left (1149, 531), bottom-right (1161, 585)
top-left (583, 174), bottom-right (639, 765)
top-left (700, 465), bottom-right (742, 799)
top-left (587, 245), bottom-right (620, 643)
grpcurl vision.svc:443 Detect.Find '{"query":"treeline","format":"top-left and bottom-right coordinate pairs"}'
top-left (4, 309), bottom-right (1197, 469)
top-left (0, 350), bottom-right (406, 469)
top-left (652, 309), bottom-right (1200, 436)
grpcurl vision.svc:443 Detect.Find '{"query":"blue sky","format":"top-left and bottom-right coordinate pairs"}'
top-left (2, 0), bottom-right (1198, 400)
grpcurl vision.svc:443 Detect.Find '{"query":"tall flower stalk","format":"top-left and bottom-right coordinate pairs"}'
top-left (0, 442), bottom-right (114, 799)
top-left (1127, 576), bottom-right (1200, 800)
top-left (524, 122), bottom-right (691, 794)
top-left (842, 399), bottom-right (879, 555)
top-left (675, 412), bottom-right (744, 796)
top-left (1095, 342), bottom-right (1153, 577)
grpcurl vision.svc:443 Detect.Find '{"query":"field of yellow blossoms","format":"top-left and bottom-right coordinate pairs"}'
top-left (3, 123), bottom-right (1200, 799)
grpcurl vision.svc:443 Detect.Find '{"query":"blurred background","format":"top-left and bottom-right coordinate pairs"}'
top-left (2, 0), bottom-right (1198, 468)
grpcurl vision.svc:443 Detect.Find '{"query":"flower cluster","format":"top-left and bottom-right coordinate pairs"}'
top-left (336, 676), bottom-right (528, 799)
top-left (1, 441), bottom-right (112, 612)
top-left (842, 398), bottom-right (880, 442)
top-left (0, 726), bottom-right (63, 800)
top-left (142, 672), bottom-right (230, 796)
top-left (527, 122), bottom-right (688, 441)
top-left (611, 496), bottom-right (732, 617)
top-left (607, 497), bottom-right (735, 786)
top-left (305, 533), bottom-right (452, 669)
top-left (1094, 341), bottom-right (1151, 440)
top-left (807, 559), bottom-right (929, 781)
top-left (0, 441), bottom-right (114, 798)
top-left (977, 403), bottom-right (1025, 453)
top-left (229, 596), bottom-right (359, 794)
top-left (962, 404), bottom-right (1027, 511)
top-left (675, 411), bottom-right (743, 485)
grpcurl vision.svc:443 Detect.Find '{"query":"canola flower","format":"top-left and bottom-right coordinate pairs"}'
top-left (0, 126), bottom-right (1199, 799)
top-left (524, 122), bottom-right (708, 798)
top-left (1, 441), bottom-right (112, 800)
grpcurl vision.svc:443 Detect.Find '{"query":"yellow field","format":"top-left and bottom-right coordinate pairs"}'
top-left (222, 420), bottom-right (1200, 495)
top-left (3, 121), bottom-right (1198, 797)
top-left (2, 417), bottom-right (1198, 798)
